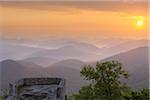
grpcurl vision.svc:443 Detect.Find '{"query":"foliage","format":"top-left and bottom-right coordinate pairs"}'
top-left (71, 61), bottom-right (130, 100)
top-left (0, 95), bottom-right (8, 100)
top-left (0, 89), bottom-right (8, 100)
top-left (123, 88), bottom-right (150, 100)
top-left (0, 97), bottom-right (4, 100)
top-left (70, 84), bottom-right (99, 100)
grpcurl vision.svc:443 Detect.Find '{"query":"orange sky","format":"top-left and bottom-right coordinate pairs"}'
top-left (0, 1), bottom-right (149, 40)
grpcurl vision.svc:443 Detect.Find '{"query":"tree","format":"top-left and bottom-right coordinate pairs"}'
top-left (71, 84), bottom-right (99, 100)
top-left (123, 88), bottom-right (150, 100)
top-left (74, 60), bottom-right (129, 100)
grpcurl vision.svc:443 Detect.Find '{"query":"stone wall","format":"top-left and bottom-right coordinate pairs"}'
top-left (16, 78), bottom-right (62, 86)
top-left (7, 77), bottom-right (66, 100)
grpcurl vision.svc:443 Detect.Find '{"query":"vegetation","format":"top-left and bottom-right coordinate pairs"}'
top-left (1, 60), bottom-right (149, 100)
top-left (0, 95), bottom-right (7, 100)
top-left (69, 60), bottom-right (149, 100)
top-left (123, 88), bottom-right (150, 100)
top-left (0, 97), bottom-right (4, 100)
top-left (0, 89), bottom-right (8, 100)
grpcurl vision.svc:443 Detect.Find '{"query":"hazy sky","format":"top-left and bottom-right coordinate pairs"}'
top-left (0, 1), bottom-right (149, 40)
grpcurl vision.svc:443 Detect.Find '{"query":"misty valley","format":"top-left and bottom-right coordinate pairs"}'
top-left (0, 38), bottom-right (149, 97)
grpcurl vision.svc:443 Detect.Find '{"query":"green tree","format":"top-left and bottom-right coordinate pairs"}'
top-left (123, 88), bottom-right (150, 100)
top-left (71, 84), bottom-right (99, 100)
top-left (74, 61), bottom-right (129, 100)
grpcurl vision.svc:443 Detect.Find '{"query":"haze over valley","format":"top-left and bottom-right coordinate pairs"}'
top-left (0, 38), bottom-right (149, 94)
top-left (0, 0), bottom-right (149, 96)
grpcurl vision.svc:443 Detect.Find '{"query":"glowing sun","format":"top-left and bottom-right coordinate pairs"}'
top-left (135, 16), bottom-right (144, 29)
top-left (137, 20), bottom-right (143, 27)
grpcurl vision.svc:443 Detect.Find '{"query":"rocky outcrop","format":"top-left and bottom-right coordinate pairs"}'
top-left (7, 77), bottom-right (65, 100)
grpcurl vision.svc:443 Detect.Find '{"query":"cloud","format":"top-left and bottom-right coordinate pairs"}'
top-left (1, 1), bottom-right (148, 15)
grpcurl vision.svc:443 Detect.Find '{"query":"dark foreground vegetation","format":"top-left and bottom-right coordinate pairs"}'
top-left (0, 60), bottom-right (149, 100)
top-left (68, 61), bottom-right (149, 100)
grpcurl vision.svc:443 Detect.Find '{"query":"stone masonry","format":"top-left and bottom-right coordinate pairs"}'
top-left (7, 77), bottom-right (65, 100)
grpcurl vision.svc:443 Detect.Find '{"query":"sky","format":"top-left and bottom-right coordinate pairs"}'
top-left (0, 1), bottom-right (149, 40)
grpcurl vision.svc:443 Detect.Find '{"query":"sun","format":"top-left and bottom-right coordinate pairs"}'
top-left (137, 20), bottom-right (143, 27)
top-left (135, 16), bottom-right (144, 29)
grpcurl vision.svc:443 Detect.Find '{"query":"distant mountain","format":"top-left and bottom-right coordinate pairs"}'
top-left (18, 60), bottom-right (42, 68)
top-left (102, 46), bottom-right (149, 89)
top-left (1, 38), bottom-right (148, 62)
top-left (51, 59), bottom-right (85, 69)
top-left (0, 42), bottom-right (45, 61)
top-left (22, 57), bottom-right (59, 67)
top-left (100, 39), bottom-right (148, 58)
top-left (95, 38), bottom-right (129, 48)
top-left (42, 59), bottom-right (87, 94)
top-left (102, 46), bottom-right (148, 68)
top-left (1, 38), bottom-right (100, 50)
top-left (67, 42), bottom-right (101, 53)
top-left (1, 45), bottom-right (149, 94)
top-left (44, 66), bottom-right (86, 94)
top-left (0, 59), bottom-right (86, 94)
top-left (0, 59), bottom-right (43, 91)
top-left (0, 59), bottom-right (29, 90)
top-left (31, 43), bottom-right (101, 62)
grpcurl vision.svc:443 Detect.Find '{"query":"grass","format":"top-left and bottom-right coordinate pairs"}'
top-left (0, 96), bottom-right (4, 100)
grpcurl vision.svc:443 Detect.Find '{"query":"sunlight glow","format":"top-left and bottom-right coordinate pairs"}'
top-left (137, 20), bottom-right (143, 27)
top-left (134, 16), bottom-right (144, 29)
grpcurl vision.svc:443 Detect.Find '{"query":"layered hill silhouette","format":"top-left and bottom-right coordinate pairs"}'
top-left (0, 59), bottom-right (86, 94)
top-left (0, 46), bottom-right (149, 94)
top-left (1, 39), bottom-right (148, 63)
top-left (102, 46), bottom-right (149, 89)
top-left (25, 39), bottom-right (148, 63)
top-left (0, 41), bottom-right (46, 61)
top-left (23, 57), bottom-right (59, 66)
top-left (0, 59), bottom-right (43, 91)
top-left (30, 44), bottom-right (101, 62)
top-left (99, 39), bottom-right (148, 58)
